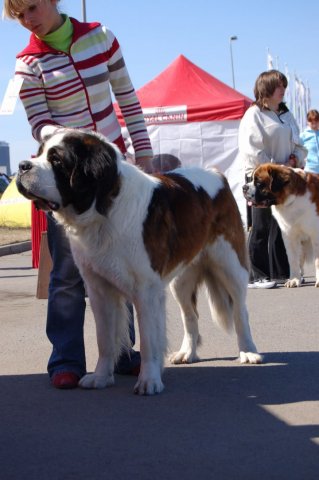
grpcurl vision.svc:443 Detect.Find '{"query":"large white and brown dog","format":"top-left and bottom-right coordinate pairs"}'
top-left (243, 163), bottom-right (319, 288)
top-left (17, 129), bottom-right (261, 395)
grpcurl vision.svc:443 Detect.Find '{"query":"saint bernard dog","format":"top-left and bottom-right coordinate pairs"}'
top-left (243, 163), bottom-right (319, 288)
top-left (17, 129), bottom-right (262, 395)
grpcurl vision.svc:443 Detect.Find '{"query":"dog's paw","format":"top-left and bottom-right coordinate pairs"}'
top-left (239, 351), bottom-right (263, 364)
top-left (78, 373), bottom-right (115, 389)
top-left (285, 278), bottom-right (300, 288)
top-left (133, 376), bottom-right (164, 395)
top-left (170, 350), bottom-right (199, 364)
top-left (315, 280), bottom-right (319, 288)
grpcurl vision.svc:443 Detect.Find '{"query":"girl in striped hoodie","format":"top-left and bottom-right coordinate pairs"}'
top-left (4, 0), bottom-right (154, 388)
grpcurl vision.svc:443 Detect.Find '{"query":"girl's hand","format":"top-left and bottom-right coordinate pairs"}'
top-left (135, 156), bottom-right (155, 173)
top-left (288, 154), bottom-right (297, 168)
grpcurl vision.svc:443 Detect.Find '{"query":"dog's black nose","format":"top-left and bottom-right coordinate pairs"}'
top-left (242, 184), bottom-right (248, 193)
top-left (19, 160), bottom-right (33, 172)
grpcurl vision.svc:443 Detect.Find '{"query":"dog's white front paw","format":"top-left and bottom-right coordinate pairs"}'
top-left (239, 351), bottom-right (263, 364)
top-left (133, 362), bottom-right (164, 395)
top-left (170, 350), bottom-right (199, 364)
top-left (285, 278), bottom-right (300, 288)
top-left (134, 375), bottom-right (164, 395)
top-left (79, 373), bottom-right (114, 389)
top-left (315, 279), bottom-right (319, 288)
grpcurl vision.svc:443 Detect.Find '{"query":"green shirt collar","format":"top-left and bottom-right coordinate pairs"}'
top-left (38, 14), bottom-right (73, 53)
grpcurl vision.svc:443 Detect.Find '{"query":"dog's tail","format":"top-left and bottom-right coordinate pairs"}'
top-left (204, 271), bottom-right (234, 332)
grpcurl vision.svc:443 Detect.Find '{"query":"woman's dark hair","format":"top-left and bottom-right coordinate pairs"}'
top-left (254, 70), bottom-right (288, 110)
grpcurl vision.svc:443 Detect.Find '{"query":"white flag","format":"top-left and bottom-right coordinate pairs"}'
top-left (284, 64), bottom-right (293, 112)
top-left (294, 75), bottom-right (307, 132)
top-left (306, 82), bottom-right (311, 112)
top-left (267, 49), bottom-right (274, 70)
top-left (0, 77), bottom-right (23, 115)
top-left (299, 79), bottom-right (307, 131)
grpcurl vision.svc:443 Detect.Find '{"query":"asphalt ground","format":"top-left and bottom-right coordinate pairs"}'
top-left (0, 248), bottom-right (319, 480)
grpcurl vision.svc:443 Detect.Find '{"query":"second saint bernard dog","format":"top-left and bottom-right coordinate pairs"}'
top-left (17, 129), bottom-right (262, 395)
top-left (243, 163), bottom-right (319, 288)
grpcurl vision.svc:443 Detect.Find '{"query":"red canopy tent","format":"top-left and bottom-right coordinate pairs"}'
top-left (116, 54), bottom-right (251, 124)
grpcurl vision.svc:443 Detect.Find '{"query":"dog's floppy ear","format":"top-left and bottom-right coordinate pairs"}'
top-left (67, 134), bottom-right (121, 215)
top-left (267, 165), bottom-right (290, 193)
top-left (92, 140), bottom-right (121, 215)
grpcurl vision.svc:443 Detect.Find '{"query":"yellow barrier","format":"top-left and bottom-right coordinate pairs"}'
top-left (0, 177), bottom-right (31, 227)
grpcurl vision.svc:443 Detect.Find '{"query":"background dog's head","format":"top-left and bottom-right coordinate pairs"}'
top-left (17, 130), bottom-right (122, 215)
top-left (242, 163), bottom-right (306, 207)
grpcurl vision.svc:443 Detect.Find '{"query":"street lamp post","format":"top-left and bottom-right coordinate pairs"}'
top-left (82, 0), bottom-right (87, 22)
top-left (229, 35), bottom-right (238, 89)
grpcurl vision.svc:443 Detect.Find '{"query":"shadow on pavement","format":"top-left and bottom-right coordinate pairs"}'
top-left (0, 351), bottom-right (318, 479)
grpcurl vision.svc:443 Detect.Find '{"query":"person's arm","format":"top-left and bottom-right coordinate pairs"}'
top-left (285, 111), bottom-right (307, 168)
top-left (103, 28), bottom-right (153, 168)
top-left (238, 108), bottom-right (271, 176)
top-left (15, 58), bottom-right (61, 141)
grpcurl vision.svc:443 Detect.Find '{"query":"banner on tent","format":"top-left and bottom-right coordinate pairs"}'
top-left (142, 105), bottom-right (187, 124)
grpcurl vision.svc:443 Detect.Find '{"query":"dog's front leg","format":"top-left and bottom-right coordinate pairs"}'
top-left (133, 283), bottom-right (166, 395)
top-left (282, 234), bottom-right (302, 287)
top-left (313, 241), bottom-right (319, 287)
top-left (79, 273), bottom-right (129, 389)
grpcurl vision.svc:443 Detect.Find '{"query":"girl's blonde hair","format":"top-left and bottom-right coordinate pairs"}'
top-left (3, 0), bottom-right (60, 19)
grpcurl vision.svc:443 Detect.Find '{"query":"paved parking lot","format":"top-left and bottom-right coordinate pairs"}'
top-left (1, 249), bottom-right (319, 479)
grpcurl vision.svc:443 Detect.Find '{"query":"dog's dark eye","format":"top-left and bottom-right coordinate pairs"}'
top-left (50, 153), bottom-right (62, 167)
top-left (256, 182), bottom-right (265, 189)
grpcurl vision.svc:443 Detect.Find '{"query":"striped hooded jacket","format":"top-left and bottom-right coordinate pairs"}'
top-left (15, 17), bottom-right (153, 159)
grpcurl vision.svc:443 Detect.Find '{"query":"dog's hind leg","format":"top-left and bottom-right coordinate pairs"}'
top-left (169, 265), bottom-right (201, 364)
top-left (299, 242), bottom-right (306, 280)
top-left (232, 291), bottom-right (262, 364)
top-left (313, 239), bottom-right (319, 287)
top-left (78, 272), bottom-right (130, 389)
top-left (205, 241), bottom-right (262, 364)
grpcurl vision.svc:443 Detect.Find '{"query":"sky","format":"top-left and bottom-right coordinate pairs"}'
top-left (1, 0), bottom-right (319, 173)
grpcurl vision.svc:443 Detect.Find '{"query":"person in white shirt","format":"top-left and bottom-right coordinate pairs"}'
top-left (238, 70), bottom-right (306, 289)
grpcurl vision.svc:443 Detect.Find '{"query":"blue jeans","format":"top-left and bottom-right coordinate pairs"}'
top-left (46, 213), bottom-right (139, 378)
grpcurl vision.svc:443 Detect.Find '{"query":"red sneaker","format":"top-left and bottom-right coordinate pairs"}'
top-left (51, 372), bottom-right (80, 389)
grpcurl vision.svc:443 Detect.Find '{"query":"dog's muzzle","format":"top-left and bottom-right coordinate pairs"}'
top-left (242, 183), bottom-right (255, 203)
top-left (242, 184), bottom-right (250, 196)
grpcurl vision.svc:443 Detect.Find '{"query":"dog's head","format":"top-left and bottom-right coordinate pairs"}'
top-left (242, 163), bottom-right (306, 207)
top-left (16, 129), bottom-right (123, 216)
